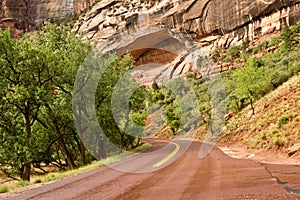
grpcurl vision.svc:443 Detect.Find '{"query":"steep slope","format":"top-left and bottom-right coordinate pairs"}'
top-left (222, 74), bottom-right (300, 157)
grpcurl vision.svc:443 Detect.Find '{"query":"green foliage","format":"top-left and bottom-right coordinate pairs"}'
top-left (0, 23), bottom-right (91, 180)
top-left (251, 46), bottom-right (261, 54)
top-left (277, 114), bottom-right (295, 128)
top-left (243, 138), bottom-right (258, 149)
top-left (0, 186), bottom-right (9, 193)
top-left (278, 115), bottom-right (289, 128)
top-left (228, 46), bottom-right (240, 58)
top-left (95, 54), bottom-right (145, 150)
top-left (223, 26), bottom-right (300, 114)
top-left (280, 25), bottom-right (299, 49)
top-left (227, 57), bottom-right (268, 114)
top-left (241, 38), bottom-right (250, 51)
top-left (269, 37), bottom-right (281, 47)
top-left (15, 180), bottom-right (30, 188)
top-left (272, 134), bottom-right (285, 147)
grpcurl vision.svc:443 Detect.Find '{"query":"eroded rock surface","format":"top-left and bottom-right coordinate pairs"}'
top-left (2, 0), bottom-right (300, 84)
top-left (0, 0), bottom-right (96, 35)
top-left (73, 0), bottom-right (300, 84)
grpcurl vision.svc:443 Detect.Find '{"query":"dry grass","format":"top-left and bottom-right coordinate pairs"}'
top-left (223, 74), bottom-right (300, 151)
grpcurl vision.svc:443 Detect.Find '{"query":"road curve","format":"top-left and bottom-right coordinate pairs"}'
top-left (9, 139), bottom-right (300, 200)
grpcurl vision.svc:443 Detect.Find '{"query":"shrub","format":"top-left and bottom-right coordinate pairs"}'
top-left (262, 41), bottom-right (269, 49)
top-left (228, 46), bottom-right (240, 58)
top-left (272, 134), bottom-right (285, 147)
top-left (34, 179), bottom-right (42, 184)
top-left (251, 47), bottom-right (260, 54)
top-left (244, 138), bottom-right (258, 149)
top-left (259, 131), bottom-right (268, 140)
top-left (278, 115), bottom-right (290, 128)
top-left (269, 37), bottom-right (281, 47)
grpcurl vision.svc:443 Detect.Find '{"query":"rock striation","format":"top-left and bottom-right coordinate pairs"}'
top-left (72, 0), bottom-right (300, 85)
top-left (1, 0), bottom-right (300, 84)
top-left (0, 0), bottom-right (96, 35)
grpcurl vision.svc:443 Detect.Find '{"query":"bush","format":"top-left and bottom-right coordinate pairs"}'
top-left (228, 46), bottom-right (240, 58)
top-left (244, 138), bottom-right (258, 149)
top-left (262, 41), bottom-right (269, 49)
top-left (251, 47), bottom-right (260, 54)
top-left (278, 115), bottom-right (290, 128)
top-left (259, 131), bottom-right (268, 140)
top-left (269, 37), bottom-right (281, 47)
top-left (272, 134), bottom-right (285, 147)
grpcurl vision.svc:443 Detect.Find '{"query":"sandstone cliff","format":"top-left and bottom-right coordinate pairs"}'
top-left (73, 0), bottom-right (300, 85)
top-left (1, 0), bottom-right (300, 84)
top-left (0, 0), bottom-right (96, 35)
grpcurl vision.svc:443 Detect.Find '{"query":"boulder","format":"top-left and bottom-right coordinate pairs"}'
top-left (288, 143), bottom-right (300, 157)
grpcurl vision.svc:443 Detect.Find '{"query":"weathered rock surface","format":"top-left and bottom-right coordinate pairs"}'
top-left (288, 143), bottom-right (300, 157)
top-left (71, 0), bottom-right (300, 84)
top-left (2, 0), bottom-right (300, 84)
top-left (0, 0), bottom-right (96, 35)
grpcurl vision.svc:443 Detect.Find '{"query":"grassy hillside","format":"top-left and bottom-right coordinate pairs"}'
top-left (154, 23), bottom-right (300, 149)
top-left (222, 74), bottom-right (300, 153)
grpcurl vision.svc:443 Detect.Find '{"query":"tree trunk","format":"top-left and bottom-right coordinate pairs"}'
top-left (47, 102), bottom-right (77, 169)
top-left (57, 133), bottom-right (77, 169)
top-left (97, 138), bottom-right (107, 159)
top-left (76, 108), bottom-right (86, 166)
top-left (135, 137), bottom-right (141, 148)
top-left (22, 104), bottom-right (31, 181)
top-left (21, 163), bottom-right (31, 181)
top-left (79, 139), bottom-right (86, 166)
top-left (250, 97), bottom-right (255, 115)
top-left (52, 118), bottom-right (77, 169)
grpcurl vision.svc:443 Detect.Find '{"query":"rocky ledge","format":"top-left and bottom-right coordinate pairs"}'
top-left (73, 0), bottom-right (300, 85)
top-left (2, 0), bottom-right (300, 84)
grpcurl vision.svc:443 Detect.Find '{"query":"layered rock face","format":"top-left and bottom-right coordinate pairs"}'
top-left (73, 0), bottom-right (300, 85)
top-left (0, 0), bottom-right (96, 35)
top-left (76, 0), bottom-right (300, 45)
top-left (2, 0), bottom-right (300, 84)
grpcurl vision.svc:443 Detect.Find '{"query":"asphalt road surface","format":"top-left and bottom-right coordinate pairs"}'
top-left (9, 139), bottom-right (300, 200)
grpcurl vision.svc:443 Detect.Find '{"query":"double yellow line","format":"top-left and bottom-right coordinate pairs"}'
top-left (152, 140), bottom-right (180, 168)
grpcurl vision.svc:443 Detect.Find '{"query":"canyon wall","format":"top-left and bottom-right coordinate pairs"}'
top-left (72, 0), bottom-right (300, 85)
top-left (1, 0), bottom-right (300, 84)
top-left (0, 0), bottom-right (96, 35)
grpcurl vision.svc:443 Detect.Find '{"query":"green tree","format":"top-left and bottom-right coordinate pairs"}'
top-left (0, 23), bottom-right (91, 180)
top-left (230, 57), bottom-right (268, 115)
top-left (95, 54), bottom-right (140, 151)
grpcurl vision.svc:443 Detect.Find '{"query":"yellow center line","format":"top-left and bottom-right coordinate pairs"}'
top-left (152, 140), bottom-right (180, 168)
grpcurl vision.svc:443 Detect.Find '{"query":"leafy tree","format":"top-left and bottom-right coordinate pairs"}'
top-left (95, 54), bottom-right (142, 151)
top-left (0, 23), bottom-right (91, 180)
top-left (229, 57), bottom-right (268, 115)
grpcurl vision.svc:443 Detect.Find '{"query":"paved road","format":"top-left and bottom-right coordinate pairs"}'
top-left (9, 139), bottom-right (300, 200)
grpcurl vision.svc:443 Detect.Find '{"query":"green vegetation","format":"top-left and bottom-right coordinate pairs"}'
top-left (0, 186), bottom-right (9, 194)
top-left (228, 57), bottom-right (268, 114)
top-left (168, 21), bottom-right (300, 140)
top-left (219, 22), bottom-right (300, 149)
top-left (0, 140), bottom-right (150, 194)
top-left (1, 10), bottom-right (300, 193)
top-left (0, 22), bottom-right (147, 183)
top-left (224, 24), bottom-right (300, 115)
top-left (0, 22), bottom-right (91, 181)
